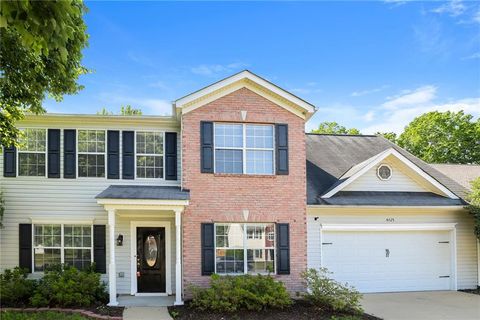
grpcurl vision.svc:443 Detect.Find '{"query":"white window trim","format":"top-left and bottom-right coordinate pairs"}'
top-left (213, 123), bottom-right (275, 175)
top-left (134, 130), bottom-right (166, 180)
top-left (76, 129), bottom-right (107, 179)
top-left (214, 223), bottom-right (276, 275)
top-left (17, 128), bottom-right (48, 178)
top-left (32, 223), bottom-right (94, 273)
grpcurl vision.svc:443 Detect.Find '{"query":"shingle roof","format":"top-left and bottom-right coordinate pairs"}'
top-left (430, 164), bottom-right (480, 191)
top-left (306, 134), bottom-right (468, 205)
top-left (317, 191), bottom-right (464, 206)
top-left (96, 185), bottom-right (190, 200)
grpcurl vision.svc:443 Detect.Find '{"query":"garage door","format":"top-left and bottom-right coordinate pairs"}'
top-left (322, 230), bottom-right (453, 293)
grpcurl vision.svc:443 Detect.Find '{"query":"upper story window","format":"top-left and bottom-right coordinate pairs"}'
top-left (214, 123), bottom-right (274, 175)
top-left (78, 130), bottom-right (106, 178)
top-left (136, 131), bottom-right (164, 178)
top-left (18, 128), bottom-right (47, 177)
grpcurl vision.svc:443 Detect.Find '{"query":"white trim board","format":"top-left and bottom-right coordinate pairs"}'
top-left (321, 148), bottom-right (459, 199)
top-left (130, 221), bottom-right (172, 296)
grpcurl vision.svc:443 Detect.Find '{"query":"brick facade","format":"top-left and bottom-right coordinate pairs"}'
top-left (181, 87), bottom-right (307, 293)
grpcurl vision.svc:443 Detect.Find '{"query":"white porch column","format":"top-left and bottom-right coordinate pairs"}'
top-left (107, 209), bottom-right (118, 306)
top-left (174, 208), bottom-right (184, 305)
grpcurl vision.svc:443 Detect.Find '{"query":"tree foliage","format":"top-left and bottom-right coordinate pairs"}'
top-left (0, 0), bottom-right (89, 147)
top-left (96, 105), bottom-right (143, 116)
top-left (467, 177), bottom-right (480, 240)
top-left (397, 111), bottom-right (480, 164)
top-left (311, 121), bottom-right (361, 135)
top-left (376, 132), bottom-right (397, 143)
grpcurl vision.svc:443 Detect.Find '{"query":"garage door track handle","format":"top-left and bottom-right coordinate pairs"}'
top-left (385, 249), bottom-right (390, 257)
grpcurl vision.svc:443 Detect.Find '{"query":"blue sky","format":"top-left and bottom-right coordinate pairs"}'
top-left (45, 0), bottom-right (480, 134)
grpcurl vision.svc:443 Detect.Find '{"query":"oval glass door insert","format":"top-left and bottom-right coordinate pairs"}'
top-left (144, 235), bottom-right (157, 267)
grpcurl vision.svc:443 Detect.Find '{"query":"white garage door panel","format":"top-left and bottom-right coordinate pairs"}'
top-left (322, 230), bottom-right (452, 293)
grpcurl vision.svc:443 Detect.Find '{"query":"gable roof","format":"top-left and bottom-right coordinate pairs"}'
top-left (174, 70), bottom-right (317, 120)
top-left (430, 164), bottom-right (480, 191)
top-left (306, 134), bottom-right (468, 206)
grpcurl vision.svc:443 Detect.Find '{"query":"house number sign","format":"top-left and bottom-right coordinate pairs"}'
top-left (386, 218), bottom-right (395, 222)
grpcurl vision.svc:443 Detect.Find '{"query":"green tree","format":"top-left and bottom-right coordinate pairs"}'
top-left (467, 177), bottom-right (480, 240)
top-left (397, 111), bottom-right (480, 164)
top-left (120, 105), bottom-right (142, 115)
top-left (96, 105), bottom-right (142, 116)
top-left (376, 132), bottom-right (397, 143)
top-left (0, 0), bottom-right (89, 147)
top-left (311, 121), bottom-right (361, 135)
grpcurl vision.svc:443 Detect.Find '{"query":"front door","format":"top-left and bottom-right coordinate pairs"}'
top-left (136, 227), bottom-right (166, 293)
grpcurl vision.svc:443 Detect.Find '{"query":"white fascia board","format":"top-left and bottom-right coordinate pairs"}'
top-left (322, 148), bottom-right (459, 199)
top-left (320, 223), bottom-right (457, 232)
top-left (175, 70), bottom-right (316, 115)
top-left (96, 199), bottom-right (189, 206)
top-left (307, 205), bottom-right (466, 210)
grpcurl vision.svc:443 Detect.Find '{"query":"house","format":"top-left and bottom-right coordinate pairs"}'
top-left (430, 164), bottom-right (480, 191)
top-left (1, 70), bottom-right (478, 307)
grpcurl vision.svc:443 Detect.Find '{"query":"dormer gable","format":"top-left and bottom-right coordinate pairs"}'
top-left (322, 148), bottom-right (459, 199)
top-left (174, 70), bottom-right (316, 120)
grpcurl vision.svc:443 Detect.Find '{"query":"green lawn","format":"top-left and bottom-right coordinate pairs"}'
top-left (1, 311), bottom-right (89, 320)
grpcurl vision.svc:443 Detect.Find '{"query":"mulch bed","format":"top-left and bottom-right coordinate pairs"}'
top-left (459, 288), bottom-right (480, 295)
top-left (1, 305), bottom-right (124, 320)
top-left (168, 300), bottom-right (380, 320)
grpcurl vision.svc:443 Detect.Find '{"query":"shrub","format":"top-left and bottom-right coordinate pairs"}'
top-left (190, 273), bottom-right (292, 312)
top-left (30, 264), bottom-right (108, 308)
top-left (0, 267), bottom-right (37, 307)
top-left (301, 268), bottom-right (363, 313)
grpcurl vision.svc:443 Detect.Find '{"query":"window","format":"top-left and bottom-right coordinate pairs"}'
top-left (78, 130), bottom-right (105, 177)
top-left (33, 224), bottom-right (92, 272)
top-left (214, 123), bottom-right (274, 175)
top-left (18, 128), bottom-right (46, 176)
top-left (136, 131), bottom-right (164, 178)
top-left (377, 164), bottom-right (392, 181)
top-left (215, 223), bottom-right (275, 275)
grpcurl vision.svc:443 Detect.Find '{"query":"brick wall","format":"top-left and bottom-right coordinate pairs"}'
top-left (181, 87), bottom-right (307, 294)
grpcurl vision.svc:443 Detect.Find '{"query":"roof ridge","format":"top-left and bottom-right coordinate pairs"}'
top-left (305, 132), bottom-right (378, 137)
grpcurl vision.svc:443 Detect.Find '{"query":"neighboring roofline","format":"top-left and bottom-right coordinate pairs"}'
top-left (321, 148), bottom-right (459, 199)
top-left (174, 70), bottom-right (317, 118)
top-left (305, 132), bottom-right (378, 137)
top-left (24, 113), bottom-right (175, 120)
top-left (431, 163), bottom-right (480, 167)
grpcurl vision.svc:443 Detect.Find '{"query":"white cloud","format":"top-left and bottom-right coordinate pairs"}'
top-left (351, 85), bottom-right (389, 97)
top-left (362, 91), bottom-right (480, 134)
top-left (382, 85), bottom-right (437, 110)
top-left (191, 62), bottom-right (248, 76)
top-left (431, 0), bottom-right (466, 17)
top-left (363, 111), bottom-right (376, 122)
top-left (148, 81), bottom-right (170, 91)
top-left (462, 52), bottom-right (480, 60)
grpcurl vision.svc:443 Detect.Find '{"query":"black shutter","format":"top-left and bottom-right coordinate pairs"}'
top-left (107, 131), bottom-right (120, 179)
top-left (93, 225), bottom-right (106, 273)
top-left (201, 223), bottom-right (215, 275)
top-left (276, 223), bottom-right (290, 275)
top-left (165, 132), bottom-right (177, 180)
top-left (64, 129), bottom-right (76, 178)
top-left (47, 129), bottom-right (61, 178)
top-left (3, 145), bottom-right (16, 177)
top-left (275, 124), bottom-right (289, 175)
top-left (200, 121), bottom-right (214, 173)
top-left (19, 224), bottom-right (32, 272)
top-left (122, 131), bottom-right (135, 179)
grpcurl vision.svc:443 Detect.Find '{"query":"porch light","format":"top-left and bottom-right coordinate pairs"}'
top-left (116, 234), bottom-right (123, 246)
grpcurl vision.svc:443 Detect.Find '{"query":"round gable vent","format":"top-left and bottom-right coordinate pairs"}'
top-left (377, 164), bottom-right (392, 181)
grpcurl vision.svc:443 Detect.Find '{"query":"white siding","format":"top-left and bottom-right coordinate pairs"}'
top-left (0, 117), bottom-right (181, 295)
top-left (307, 207), bottom-right (479, 290)
top-left (343, 156), bottom-right (435, 193)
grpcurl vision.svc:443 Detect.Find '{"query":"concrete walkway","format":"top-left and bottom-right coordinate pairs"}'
top-left (123, 307), bottom-right (172, 320)
top-left (362, 291), bottom-right (480, 320)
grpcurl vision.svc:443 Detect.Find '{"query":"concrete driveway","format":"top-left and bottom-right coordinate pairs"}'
top-left (362, 291), bottom-right (480, 320)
